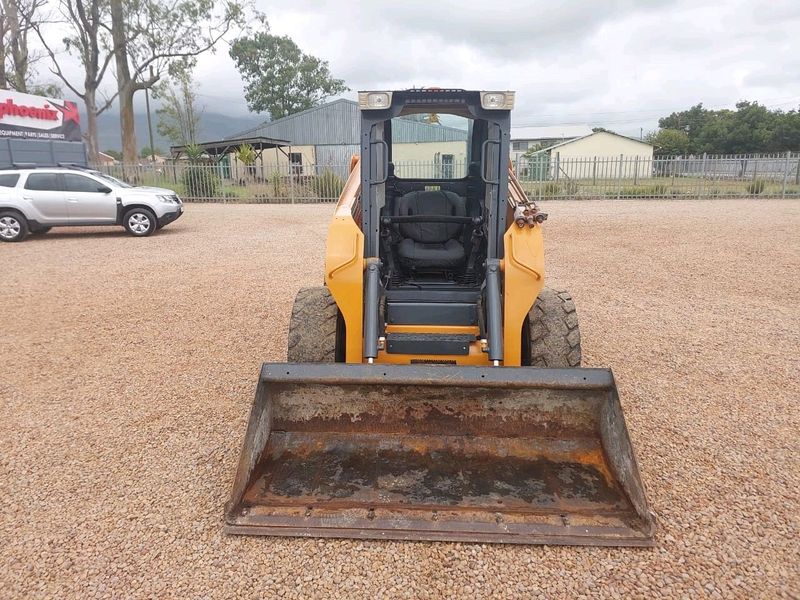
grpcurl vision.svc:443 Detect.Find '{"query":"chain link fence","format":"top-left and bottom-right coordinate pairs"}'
top-left (91, 152), bottom-right (800, 203)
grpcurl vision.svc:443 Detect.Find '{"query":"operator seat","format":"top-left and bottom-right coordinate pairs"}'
top-left (394, 190), bottom-right (467, 270)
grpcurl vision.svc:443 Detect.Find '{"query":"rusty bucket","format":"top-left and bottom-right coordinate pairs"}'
top-left (225, 363), bottom-right (655, 546)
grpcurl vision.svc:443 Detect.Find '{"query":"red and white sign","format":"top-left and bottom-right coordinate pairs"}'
top-left (0, 89), bottom-right (81, 142)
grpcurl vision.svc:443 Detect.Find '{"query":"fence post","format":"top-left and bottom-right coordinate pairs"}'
top-left (700, 152), bottom-right (707, 197)
top-left (782, 150), bottom-right (790, 198)
top-left (795, 152), bottom-right (800, 185)
top-left (592, 156), bottom-right (597, 186)
top-left (289, 162), bottom-right (295, 204)
top-left (751, 160), bottom-right (758, 197)
top-left (633, 155), bottom-right (639, 186)
top-left (554, 152), bottom-right (560, 182)
top-left (616, 154), bottom-right (623, 199)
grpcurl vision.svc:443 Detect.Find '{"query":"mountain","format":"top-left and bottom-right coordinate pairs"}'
top-left (89, 109), bottom-right (264, 153)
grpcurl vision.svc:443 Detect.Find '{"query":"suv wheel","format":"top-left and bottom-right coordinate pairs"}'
top-left (0, 211), bottom-right (28, 242)
top-left (123, 208), bottom-right (157, 237)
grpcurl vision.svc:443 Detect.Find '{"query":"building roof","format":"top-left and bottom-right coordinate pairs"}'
top-left (170, 135), bottom-right (290, 158)
top-left (528, 130), bottom-right (654, 155)
top-left (232, 99), bottom-right (468, 146)
top-left (511, 125), bottom-right (593, 141)
top-left (231, 99), bottom-right (360, 146)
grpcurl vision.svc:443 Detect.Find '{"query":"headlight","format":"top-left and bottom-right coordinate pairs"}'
top-left (480, 91), bottom-right (515, 110)
top-left (358, 91), bottom-right (393, 109)
top-left (157, 195), bottom-right (177, 203)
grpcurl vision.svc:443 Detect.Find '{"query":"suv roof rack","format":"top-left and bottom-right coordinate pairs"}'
top-left (57, 162), bottom-right (93, 170)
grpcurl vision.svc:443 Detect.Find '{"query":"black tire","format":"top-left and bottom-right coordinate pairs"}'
top-left (122, 207), bottom-right (157, 237)
top-left (0, 210), bottom-right (28, 242)
top-left (287, 286), bottom-right (345, 362)
top-left (522, 287), bottom-right (582, 367)
top-left (30, 226), bottom-right (52, 234)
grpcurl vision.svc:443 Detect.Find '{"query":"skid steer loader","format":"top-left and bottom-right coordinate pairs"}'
top-left (226, 89), bottom-right (655, 546)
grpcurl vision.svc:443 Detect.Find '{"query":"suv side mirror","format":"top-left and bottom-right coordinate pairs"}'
top-left (97, 185), bottom-right (113, 193)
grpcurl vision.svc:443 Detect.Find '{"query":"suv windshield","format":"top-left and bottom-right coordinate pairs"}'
top-left (94, 171), bottom-right (132, 188)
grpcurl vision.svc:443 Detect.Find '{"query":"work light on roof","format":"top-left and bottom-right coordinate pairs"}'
top-left (480, 91), bottom-right (515, 110)
top-left (358, 92), bottom-right (393, 110)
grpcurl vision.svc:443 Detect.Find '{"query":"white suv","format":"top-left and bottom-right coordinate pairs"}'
top-left (0, 166), bottom-right (183, 242)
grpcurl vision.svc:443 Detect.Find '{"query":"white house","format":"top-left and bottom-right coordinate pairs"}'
top-left (510, 125), bottom-right (594, 161)
top-left (524, 131), bottom-right (655, 179)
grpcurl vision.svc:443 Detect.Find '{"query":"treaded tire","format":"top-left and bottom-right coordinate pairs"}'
top-left (523, 287), bottom-right (582, 367)
top-left (287, 286), bottom-right (344, 362)
top-left (0, 210), bottom-right (28, 242)
top-left (123, 207), bottom-right (157, 237)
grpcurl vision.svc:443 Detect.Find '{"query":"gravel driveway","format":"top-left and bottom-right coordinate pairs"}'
top-left (2, 200), bottom-right (798, 599)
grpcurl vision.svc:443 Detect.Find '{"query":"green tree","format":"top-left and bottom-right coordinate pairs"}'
top-left (645, 129), bottom-right (690, 156)
top-left (140, 145), bottom-right (164, 158)
top-left (103, 149), bottom-right (122, 160)
top-left (656, 101), bottom-right (800, 155)
top-left (31, 0), bottom-right (116, 161)
top-left (229, 20), bottom-right (348, 118)
top-left (155, 66), bottom-right (203, 147)
top-left (234, 143), bottom-right (257, 180)
top-left (110, 0), bottom-right (246, 166)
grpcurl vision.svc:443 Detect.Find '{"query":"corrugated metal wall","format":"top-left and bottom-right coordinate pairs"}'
top-left (315, 144), bottom-right (359, 177)
top-left (236, 100), bottom-right (469, 147)
top-left (391, 119), bottom-right (468, 143)
top-left (244, 100), bottom-right (360, 146)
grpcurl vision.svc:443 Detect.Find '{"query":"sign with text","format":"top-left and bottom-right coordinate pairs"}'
top-left (0, 89), bottom-right (81, 142)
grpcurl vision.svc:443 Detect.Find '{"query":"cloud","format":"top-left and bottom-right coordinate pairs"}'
top-left (37, 0), bottom-right (799, 138)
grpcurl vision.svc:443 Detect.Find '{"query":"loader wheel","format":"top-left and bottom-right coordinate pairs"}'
top-left (287, 286), bottom-right (345, 362)
top-left (522, 287), bottom-right (582, 367)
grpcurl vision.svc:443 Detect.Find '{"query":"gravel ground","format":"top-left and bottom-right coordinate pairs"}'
top-left (2, 200), bottom-right (798, 599)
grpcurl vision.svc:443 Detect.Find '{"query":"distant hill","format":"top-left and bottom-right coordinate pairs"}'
top-left (88, 109), bottom-right (264, 153)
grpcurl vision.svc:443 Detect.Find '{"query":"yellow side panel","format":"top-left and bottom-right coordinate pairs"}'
top-left (503, 224), bottom-right (545, 366)
top-left (325, 158), bottom-right (364, 363)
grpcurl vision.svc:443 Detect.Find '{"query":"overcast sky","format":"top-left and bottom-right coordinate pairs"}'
top-left (44, 0), bottom-right (800, 137)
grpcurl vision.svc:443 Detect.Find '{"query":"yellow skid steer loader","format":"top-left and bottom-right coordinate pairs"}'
top-left (225, 89), bottom-right (655, 545)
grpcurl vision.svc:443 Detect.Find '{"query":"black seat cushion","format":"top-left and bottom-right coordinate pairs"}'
top-left (394, 190), bottom-right (467, 269)
top-left (397, 238), bottom-right (465, 268)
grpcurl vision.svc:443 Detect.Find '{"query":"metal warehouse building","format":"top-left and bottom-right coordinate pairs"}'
top-left (227, 99), bottom-right (468, 175)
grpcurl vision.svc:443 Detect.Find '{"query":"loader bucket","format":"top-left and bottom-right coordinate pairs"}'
top-left (225, 364), bottom-right (655, 546)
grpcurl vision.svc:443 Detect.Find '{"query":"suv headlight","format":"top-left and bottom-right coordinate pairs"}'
top-left (157, 195), bottom-right (178, 203)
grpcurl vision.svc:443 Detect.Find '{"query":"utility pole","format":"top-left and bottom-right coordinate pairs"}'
top-left (145, 66), bottom-right (156, 164)
top-left (640, 127), bottom-right (643, 141)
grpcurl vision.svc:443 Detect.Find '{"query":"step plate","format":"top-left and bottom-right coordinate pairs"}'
top-left (386, 333), bottom-right (474, 355)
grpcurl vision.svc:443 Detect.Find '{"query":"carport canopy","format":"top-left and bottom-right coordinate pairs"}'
top-left (170, 136), bottom-right (291, 162)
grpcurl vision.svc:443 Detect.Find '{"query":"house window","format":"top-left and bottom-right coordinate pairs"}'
top-left (441, 154), bottom-right (454, 179)
top-left (289, 152), bottom-right (303, 175)
top-left (512, 141), bottom-right (529, 152)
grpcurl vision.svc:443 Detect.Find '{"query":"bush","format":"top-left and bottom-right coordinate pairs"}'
top-left (182, 165), bottom-right (220, 199)
top-left (268, 170), bottom-right (286, 197)
top-left (747, 179), bottom-right (766, 195)
top-left (541, 181), bottom-right (561, 197)
top-left (619, 184), bottom-right (669, 197)
top-left (310, 169), bottom-right (345, 199)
